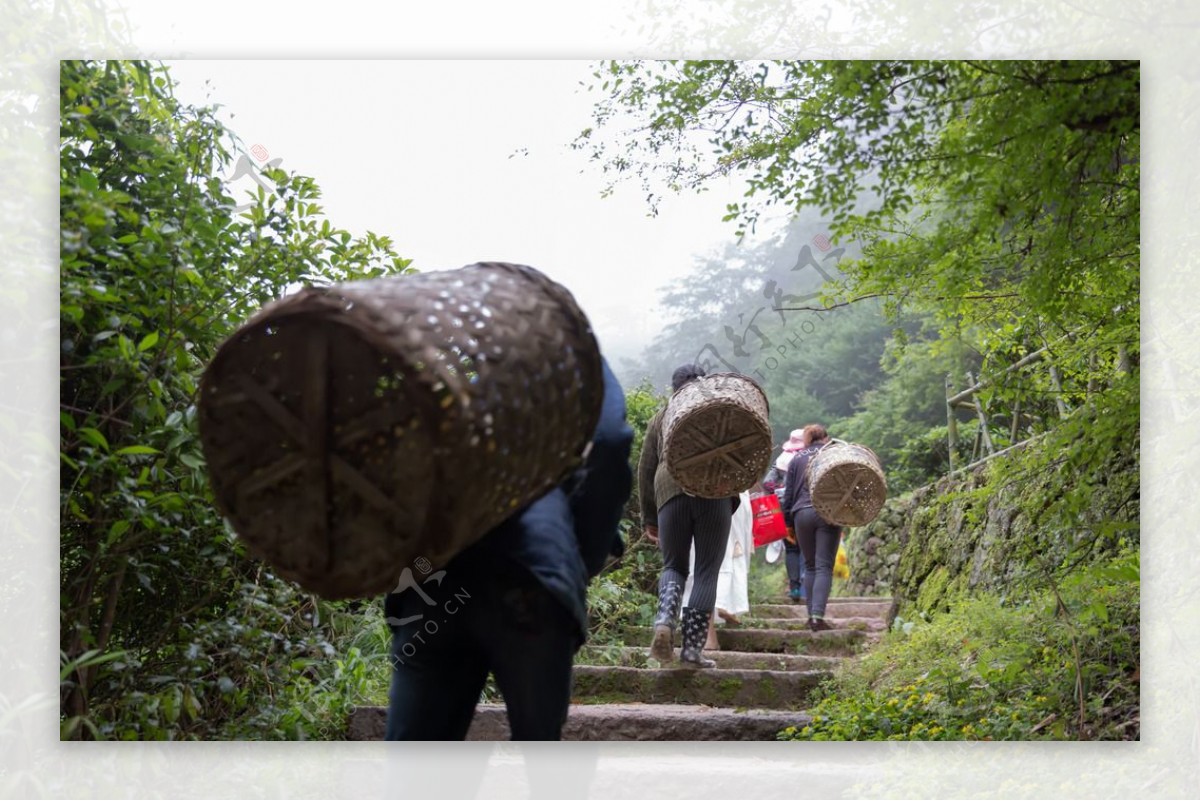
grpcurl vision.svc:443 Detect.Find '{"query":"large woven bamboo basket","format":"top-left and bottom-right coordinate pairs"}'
top-left (662, 373), bottom-right (772, 499)
top-left (807, 439), bottom-right (887, 527)
top-left (197, 262), bottom-right (603, 599)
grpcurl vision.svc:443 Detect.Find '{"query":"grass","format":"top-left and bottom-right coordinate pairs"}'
top-left (777, 549), bottom-right (1140, 741)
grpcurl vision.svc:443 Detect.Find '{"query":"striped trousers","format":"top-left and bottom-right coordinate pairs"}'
top-left (657, 494), bottom-right (734, 612)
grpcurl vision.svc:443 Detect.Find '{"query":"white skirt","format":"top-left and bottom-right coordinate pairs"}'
top-left (683, 490), bottom-right (752, 619)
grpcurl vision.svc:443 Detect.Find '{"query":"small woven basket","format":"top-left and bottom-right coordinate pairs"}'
top-left (662, 373), bottom-right (772, 499)
top-left (197, 262), bottom-right (603, 599)
top-left (807, 439), bottom-right (887, 527)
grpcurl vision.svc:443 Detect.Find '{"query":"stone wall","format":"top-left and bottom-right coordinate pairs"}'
top-left (841, 439), bottom-right (1139, 619)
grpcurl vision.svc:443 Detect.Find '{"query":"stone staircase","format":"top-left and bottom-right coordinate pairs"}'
top-left (347, 596), bottom-right (892, 741)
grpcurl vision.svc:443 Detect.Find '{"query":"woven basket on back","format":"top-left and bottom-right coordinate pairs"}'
top-left (807, 439), bottom-right (887, 527)
top-left (662, 373), bottom-right (772, 499)
top-left (197, 262), bottom-right (603, 599)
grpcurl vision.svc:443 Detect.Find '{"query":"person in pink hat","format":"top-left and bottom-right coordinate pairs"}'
top-left (764, 429), bottom-right (808, 603)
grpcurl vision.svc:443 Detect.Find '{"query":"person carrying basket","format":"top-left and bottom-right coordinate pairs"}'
top-left (638, 364), bottom-right (741, 669)
top-left (780, 423), bottom-right (840, 632)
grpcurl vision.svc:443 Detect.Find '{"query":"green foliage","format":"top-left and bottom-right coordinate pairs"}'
top-left (59, 60), bottom-right (411, 739)
top-left (779, 548), bottom-right (1139, 741)
top-left (583, 59), bottom-right (1139, 492)
top-left (838, 336), bottom-right (983, 489)
top-left (621, 378), bottom-right (666, 540)
top-left (921, 379), bottom-right (1139, 600)
top-left (586, 538), bottom-right (660, 645)
top-left (586, 381), bottom-right (664, 644)
top-left (623, 378), bottom-right (666, 469)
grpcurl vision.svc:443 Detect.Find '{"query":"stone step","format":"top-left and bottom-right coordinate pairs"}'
top-left (743, 615), bottom-right (889, 633)
top-left (759, 595), bottom-right (890, 604)
top-left (571, 665), bottom-right (827, 709)
top-left (622, 625), bottom-right (865, 656)
top-left (348, 701), bottom-right (813, 741)
top-left (577, 645), bottom-right (843, 672)
top-left (752, 599), bottom-right (893, 619)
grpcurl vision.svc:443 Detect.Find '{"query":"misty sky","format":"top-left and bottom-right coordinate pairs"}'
top-left (165, 60), bottom-right (773, 365)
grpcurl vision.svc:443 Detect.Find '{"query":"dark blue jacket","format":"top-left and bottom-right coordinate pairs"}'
top-left (384, 357), bottom-right (634, 646)
top-left (781, 443), bottom-right (822, 528)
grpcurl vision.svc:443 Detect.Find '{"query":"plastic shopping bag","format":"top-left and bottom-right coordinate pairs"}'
top-left (751, 492), bottom-right (788, 548)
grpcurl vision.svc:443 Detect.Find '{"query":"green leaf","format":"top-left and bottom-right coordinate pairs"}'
top-left (182, 685), bottom-right (201, 721)
top-left (116, 233), bottom-right (139, 244)
top-left (77, 170), bottom-right (99, 193)
top-left (163, 685), bottom-right (181, 724)
top-left (137, 331), bottom-right (160, 352)
top-left (179, 452), bottom-right (205, 469)
top-left (107, 519), bottom-right (131, 546)
top-left (77, 427), bottom-right (110, 451)
top-left (115, 445), bottom-right (160, 456)
top-left (60, 648), bottom-right (127, 682)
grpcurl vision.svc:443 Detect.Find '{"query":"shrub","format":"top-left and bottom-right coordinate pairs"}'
top-left (59, 59), bottom-right (410, 739)
top-left (779, 548), bottom-right (1139, 741)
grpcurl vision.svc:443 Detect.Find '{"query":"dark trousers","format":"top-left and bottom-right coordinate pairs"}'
top-left (794, 506), bottom-right (840, 619)
top-left (657, 494), bottom-right (733, 612)
top-left (783, 537), bottom-right (806, 593)
top-left (385, 560), bottom-right (577, 740)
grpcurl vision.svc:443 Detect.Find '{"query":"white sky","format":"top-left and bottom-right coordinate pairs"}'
top-left (165, 60), bottom-right (762, 364)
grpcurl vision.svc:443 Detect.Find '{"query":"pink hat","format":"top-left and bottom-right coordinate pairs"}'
top-left (781, 429), bottom-right (806, 452)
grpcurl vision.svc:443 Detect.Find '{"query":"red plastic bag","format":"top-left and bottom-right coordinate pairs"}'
top-left (751, 493), bottom-right (788, 548)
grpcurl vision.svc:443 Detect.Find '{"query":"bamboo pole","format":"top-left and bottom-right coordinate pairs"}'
top-left (1010, 397), bottom-right (1022, 444)
top-left (946, 373), bottom-right (959, 472)
top-left (945, 346), bottom-right (1049, 406)
top-left (1048, 363), bottom-right (1069, 418)
top-left (967, 371), bottom-right (996, 456)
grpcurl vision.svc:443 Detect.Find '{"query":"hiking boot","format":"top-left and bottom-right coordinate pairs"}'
top-left (679, 607), bottom-right (717, 668)
top-left (649, 580), bottom-right (683, 662)
top-left (649, 624), bottom-right (675, 662)
top-left (808, 616), bottom-right (833, 632)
